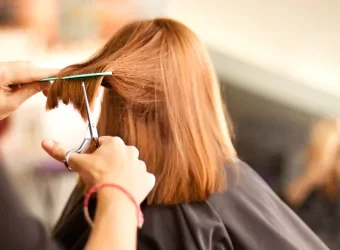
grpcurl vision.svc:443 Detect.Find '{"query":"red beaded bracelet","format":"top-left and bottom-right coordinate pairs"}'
top-left (83, 183), bottom-right (144, 228)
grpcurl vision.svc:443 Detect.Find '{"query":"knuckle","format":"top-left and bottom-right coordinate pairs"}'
top-left (138, 160), bottom-right (146, 170)
top-left (129, 146), bottom-right (139, 157)
top-left (112, 136), bottom-right (125, 146)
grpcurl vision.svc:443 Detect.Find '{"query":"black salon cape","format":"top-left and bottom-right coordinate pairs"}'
top-left (0, 162), bottom-right (61, 250)
top-left (53, 160), bottom-right (328, 250)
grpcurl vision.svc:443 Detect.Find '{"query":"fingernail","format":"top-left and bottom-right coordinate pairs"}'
top-left (39, 82), bottom-right (51, 91)
top-left (43, 139), bottom-right (54, 148)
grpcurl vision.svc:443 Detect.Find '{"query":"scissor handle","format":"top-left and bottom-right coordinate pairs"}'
top-left (76, 138), bottom-right (92, 154)
top-left (76, 127), bottom-right (99, 154)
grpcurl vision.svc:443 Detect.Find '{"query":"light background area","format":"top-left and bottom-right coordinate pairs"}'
top-left (165, 0), bottom-right (340, 95)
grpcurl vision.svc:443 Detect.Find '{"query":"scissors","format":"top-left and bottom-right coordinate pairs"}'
top-left (64, 82), bottom-right (99, 170)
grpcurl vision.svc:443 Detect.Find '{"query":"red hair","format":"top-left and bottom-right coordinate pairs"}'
top-left (46, 18), bottom-right (236, 205)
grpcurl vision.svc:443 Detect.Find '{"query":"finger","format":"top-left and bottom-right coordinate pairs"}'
top-left (41, 139), bottom-right (93, 171)
top-left (41, 139), bottom-right (67, 162)
top-left (42, 86), bottom-right (50, 97)
top-left (98, 136), bottom-right (125, 146)
top-left (139, 160), bottom-right (147, 172)
top-left (128, 146), bottom-right (139, 159)
top-left (147, 173), bottom-right (156, 190)
top-left (97, 136), bottom-right (114, 146)
top-left (2, 61), bottom-right (59, 85)
top-left (9, 81), bottom-right (51, 108)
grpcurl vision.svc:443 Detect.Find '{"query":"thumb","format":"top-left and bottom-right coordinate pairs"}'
top-left (41, 139), bottom-right (91, 170)
top-left (10, 82), bottom-right (50, 107)
top-left (41, 139), bottom-right (68, 162)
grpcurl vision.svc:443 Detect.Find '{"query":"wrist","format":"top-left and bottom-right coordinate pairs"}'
top-left (97, 187), bottom-right (136, 209)
top-left (85, 183), bottom-right (143, 228)
top-left (96, 187), bottom-right (138, 225)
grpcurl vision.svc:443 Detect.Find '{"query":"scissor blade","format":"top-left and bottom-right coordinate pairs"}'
top-left (81, 82), bottom-right (99, 140)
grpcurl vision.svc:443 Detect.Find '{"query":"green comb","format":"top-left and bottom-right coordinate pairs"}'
top-left (39, 71), bottom-right (112, 82)
top-left (9, 71), bottom-right (112, 88)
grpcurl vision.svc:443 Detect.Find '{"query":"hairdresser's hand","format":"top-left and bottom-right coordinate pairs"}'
top-left (0, 61), bottom-right (59, 120)
top-left (42, 136), bottom-right (155, 204)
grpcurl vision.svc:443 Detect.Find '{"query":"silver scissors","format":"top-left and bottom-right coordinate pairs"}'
top-left (64, 82), bottom-right (99, 170)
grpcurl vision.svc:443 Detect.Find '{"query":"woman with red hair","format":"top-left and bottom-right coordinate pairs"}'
top-left (46, 18), bottom-right (327, 250)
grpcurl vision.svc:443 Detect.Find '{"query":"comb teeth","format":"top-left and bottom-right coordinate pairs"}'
top-left (39, 71), bottom-right (113, 82)
top-left (61, 72), bottom-right (112, 80)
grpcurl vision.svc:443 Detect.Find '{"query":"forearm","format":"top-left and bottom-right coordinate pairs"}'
top-left (84, 189), bottom-right (138, 250)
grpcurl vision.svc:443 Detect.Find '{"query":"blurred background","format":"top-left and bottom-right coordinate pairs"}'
top-left (0, 0), bottom-right (339, 247)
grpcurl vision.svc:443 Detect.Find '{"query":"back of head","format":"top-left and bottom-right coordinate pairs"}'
top-left (46, 18), bottom-right (236, 205)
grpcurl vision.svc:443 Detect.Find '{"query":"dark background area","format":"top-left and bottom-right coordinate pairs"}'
top-left (221, 81), bottom-right (318, 192)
